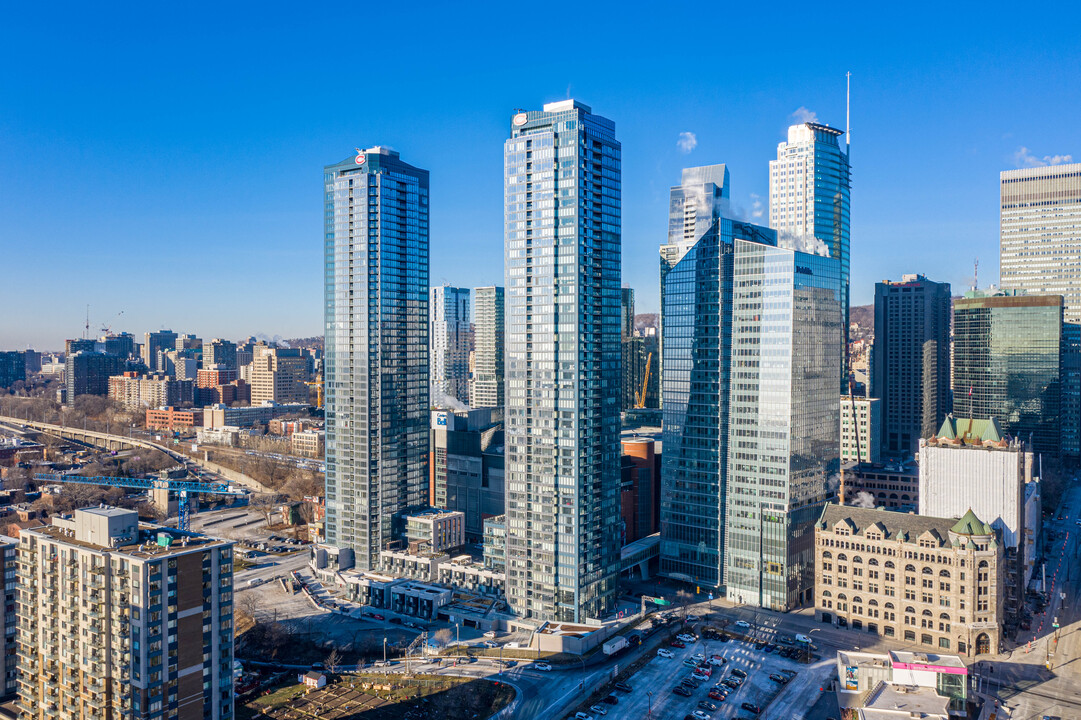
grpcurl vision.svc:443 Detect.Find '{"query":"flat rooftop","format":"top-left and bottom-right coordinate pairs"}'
top-left (28, 522), bottom-right (230, 558)
top-left (888, 650), bottom-right (966, 670)
top-left (861, 682), bottom-right (949, 719)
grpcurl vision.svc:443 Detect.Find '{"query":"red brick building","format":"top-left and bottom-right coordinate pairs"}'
top-left (146, 406), bottom-right (204, 431)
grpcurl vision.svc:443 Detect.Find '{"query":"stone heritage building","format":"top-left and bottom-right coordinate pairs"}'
top-left (814, 504), bottom-right (1003, 657)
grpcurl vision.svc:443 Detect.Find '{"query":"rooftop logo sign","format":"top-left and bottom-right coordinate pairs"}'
top-left (512, 113), bottom-right (528, 127)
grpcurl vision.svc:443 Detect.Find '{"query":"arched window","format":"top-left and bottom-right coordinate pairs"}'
top-left (905, 606), bottom-right (915, 614)
top-left (905, 564), bottom-right (916, 573)
top-left (853, 596), bottom-right (863, 604)
top-left (901, 494), bottom-right (911, 501)
top-left (868, 599), bottom-right (879, 606)
top-left (869, 558), bottom-right (879, 566)
top-left (923, 567), bottom-right (933, 575)
top-left (889, 493), bottom-right (898, 499)
top-left (838, 553), bottom-right (848, 561)
top-left (885, 602), bottom-right (895, 610)
top-left (885, 561), bottom-right (895, 569)
top-left (853, 556), bottom-right (863, 564)
top-left (922, 609), bottom-right (933, 617)
top-left (822, 551), bottom-right (832, 559)
top-left (838, 594), bottom-right (848, 601)
top-left (939, 569), bottom-right (950, 577)
top-left (822, 590), bottom-right (832, 597)
top-left (939, 613), bottom-right (950, 620)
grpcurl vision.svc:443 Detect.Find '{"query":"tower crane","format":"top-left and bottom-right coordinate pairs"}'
top-left (634, 352), bottom-right (653, 408)
top-left (35, 472), bottom-right (245, 531)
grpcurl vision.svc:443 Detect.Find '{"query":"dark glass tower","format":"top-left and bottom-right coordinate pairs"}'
top-left (323, 147), bottom-right (430, 570)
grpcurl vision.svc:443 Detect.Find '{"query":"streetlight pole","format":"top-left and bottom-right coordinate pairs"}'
top-left (383, 637), bottom-right (387, 667)
top-left (647, 690), bottom-right (653, 719)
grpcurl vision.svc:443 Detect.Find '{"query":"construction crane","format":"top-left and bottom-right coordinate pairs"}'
top-left (34, 472), bottom-right (245, 532)
top-left (100, 310), bottom-right (124, 335)
top-left (634, 352), bottom-right (653, 408)
top-left (304, 373), bottom-right (324, 408)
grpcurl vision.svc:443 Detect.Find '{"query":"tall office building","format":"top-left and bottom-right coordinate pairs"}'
top-left (769, 122), bottom-right (851, 379)
top-left (249, 347), bottom-right (308, 405)
top-left (470, 286), bottom-right (505, 408)
top-left (65, 339), bottom-right (96, 356)
top-left (722, 239), bottom-right (842, 610)
top-left (100, 333), bottom-right (135, 360)
top-left (503, 100), bottom-right (622, 622)
top-left (203, 338), bottom-right (238, 371)
top-left (65, 352), bottom-right (125, 403)
top-left (620, 288), bottom-right (635, 338)
top-left (16, 507), bottom-right (234, 719)
top-left (430, 286), bottom-right (471, 406)
top-left (324, 147), bottom-right (430, 570)
top-left (658, 164), bottom-right (739, 586)
top-left (142, 331), bottom-right (178, 372)
top-left (953, 290), bottom-right (1064, 455)
top-left (0, 536), bottom-right (16, 698)
top-left (0, 352), bottom-right (26, 389)
top-left (871, 275), bottom-right (952, 457)
top-left (840, 396), bottom-right (881, 464)
top-left (1000, 163), bottom-right (1081, 458)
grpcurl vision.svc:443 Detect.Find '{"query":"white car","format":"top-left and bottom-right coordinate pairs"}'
top-left (574, 714), bottom-right (594, 720)
top-left (709, 657), bottom-right (726, 667)
top-left (692, 712), bottom-right (712, 720)
top-left (657, 649), bottom-right (674, 658)
top-left (590, 705), bottom-right (609, 715)
top-left (535, 662), bottom-right (552, 671)
top-left (691, 652), bottom-right (706, 662)
top-left (795, 633), bottom-right (812, 644)
top-left (732, 620), bottom-right (750, 630)
top-left (483, 631), bottom-right (497, 638)
top-left (678, 634), bottom-right (697, 643)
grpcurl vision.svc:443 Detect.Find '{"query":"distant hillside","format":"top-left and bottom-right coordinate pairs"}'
top-left (285, 336), bottom-right (324, 351)
top-left (850, 304), bottom-right (873, 331)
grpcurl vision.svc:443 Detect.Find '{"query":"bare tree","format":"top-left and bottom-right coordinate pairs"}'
top-left (325, 648), bottom-right (342, 674)
top-left (433, 628), bottom-right (453, 649)
top-left (676, 589), bottom-right (693, 624)
top-left (250, 494), bottom-right (277, 524)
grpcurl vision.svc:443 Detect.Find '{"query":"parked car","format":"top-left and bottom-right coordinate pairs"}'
top-left (732, 620), bottom-right (750, 630)
top-left (698, 701), bottom-right (718, 712)
top-left (684, 658), bottom-right (699, 668)
top-left (708, 657), bottom-right (726, 667)
top-left (657, 649), bottom-right (675, 658)
top-left (614, 682), bottom-right (632, 693)
top-left (723, 678), bottom-right (741, 689)
top-left (769, 673), bottom-right (790, 684)
top-left (682, 677), bottom-right (701, 688)
top-left (731, 668), bottom-right (747, 679)
top-left (741, 702), bottom-right (762, 715)
top-left (601, 695), bottom-right (618, 705)
top-left (708, 688), bottom-right (726, 700)
top-left (673, 686), bottom-right (693, 697)
top-left (691, 711), bottom-right (712, 720)
top-left (691, 652), bottom-right (706, 662)
top-left (589, 705), bottom-right (608, 715)
top-left (573, 713), bottom-right (594, 720)
top-left (534, 662), bottom-right (552, 671)
top-left (687, 614), bottom-right (700, 621)
top-left (670, 640), bottom-right (686, 649)
top-left (778, 635), bottom-right (794, 645)
top-left (483, 631), bottom-right (497, 638)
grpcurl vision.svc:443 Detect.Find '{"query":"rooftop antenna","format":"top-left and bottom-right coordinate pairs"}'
top-left (84, 305), bottom-right (90, 340)
top-left (973, 257), bottom-right (979, 291)
top-left (845, 71), bottom-right (851, 156)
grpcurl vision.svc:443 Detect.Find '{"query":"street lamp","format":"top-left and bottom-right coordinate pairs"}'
top-left (647, 690), bottom-right (653, 719)
top-left (383, 637), bottom-right (387, 667)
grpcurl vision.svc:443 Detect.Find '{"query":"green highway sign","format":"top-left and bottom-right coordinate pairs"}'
top-left (642, 596), bottom-right (671, 606)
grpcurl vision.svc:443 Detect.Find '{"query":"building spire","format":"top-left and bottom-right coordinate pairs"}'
top-left (845, 71), bottom-right (851, 156)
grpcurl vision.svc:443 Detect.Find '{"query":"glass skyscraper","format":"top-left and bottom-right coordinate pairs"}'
top-left (503, 100), bottom-right (621, 622)
top-left (769, 123), bottom-right (851, 381)
top-left (470, 286), bottom-right (505, 409)
top-left (659, 164), bottom-right (740, 587)
top-left (723, 240), bottom-right (842, 611)
top-left (1000, 163), bottom-right (1081, 458)
top-left (430, 285), bottom-right (471, 406)
top-left (953, 290), bottom-right (1063, 455)
top-left (324, 147), bottom-right (430, 570)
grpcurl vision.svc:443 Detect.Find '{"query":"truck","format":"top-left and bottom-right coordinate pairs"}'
top-left (603, 637), bottom-right (628, 656)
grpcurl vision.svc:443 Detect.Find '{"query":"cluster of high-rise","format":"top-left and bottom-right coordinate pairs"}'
top-left (322, 100), bottom-right (854, 621)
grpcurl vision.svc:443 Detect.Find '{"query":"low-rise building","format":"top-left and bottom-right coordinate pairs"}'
top-left (291, 429), bottom-right (325, 458)
top-left (834, 650), bottom-right (968, 718)
top-left (145, 406), bottom-right (204, 431)
top-left (815, 504), bottom-right (1004, 657)
top-left (404, 510), bottom-right (465, 554)
top-left (203, 402), bottom-right (309, 429)
top-left (841, 461), bottom-right (919, 510)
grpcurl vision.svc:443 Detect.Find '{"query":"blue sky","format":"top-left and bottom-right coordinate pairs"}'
top-left (2, 3), bottom-right (1079, 350)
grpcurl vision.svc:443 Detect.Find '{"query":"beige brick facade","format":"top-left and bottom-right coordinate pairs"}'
top-left (814, 504), bottom-right (1003, 657)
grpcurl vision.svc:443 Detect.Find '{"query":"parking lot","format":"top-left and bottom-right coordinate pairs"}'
top-left (591, 626), bottom-right (834, 720)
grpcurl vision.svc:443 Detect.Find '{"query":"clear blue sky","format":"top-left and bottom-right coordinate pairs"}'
top-left (2, 3), bottom-right (1079, 350)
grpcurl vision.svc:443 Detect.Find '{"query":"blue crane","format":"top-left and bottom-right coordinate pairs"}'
top-left (34, 472), bottom-right (245, 531)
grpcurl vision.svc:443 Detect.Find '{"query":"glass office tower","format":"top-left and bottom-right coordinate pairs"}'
top-left (324, 147), bottom-right (430, 570)
top-left (431, 286), bottom-right (471, 406)
top-left (660, 165), bottom-right (745, 587)
top-left (723, 240), bottom-right (841, 611)
top-left (503, 100), bottom-right (621, 622)
top-left (1000, 164), bottom-right (1081, 459)
top-left (769, 123), bottom-right (851, 383)
top-left (471, 286), bottom-right (505, 409)
top-left (953, 290), bottom-right (1063, 455)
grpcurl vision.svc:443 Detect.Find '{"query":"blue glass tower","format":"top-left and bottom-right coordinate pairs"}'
top-left (324, 147), bottom-right (430, 570)
top-left (503, 100), bottom-right (622, 622)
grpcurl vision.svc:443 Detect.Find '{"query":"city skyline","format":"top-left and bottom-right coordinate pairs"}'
top-left (3, 6), bottom-right (1079, 349)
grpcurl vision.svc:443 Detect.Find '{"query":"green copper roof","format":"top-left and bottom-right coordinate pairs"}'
top-left (950, 508), bottom-right (988, 536)
top-left (936, 416), bottom-right (1004, 443)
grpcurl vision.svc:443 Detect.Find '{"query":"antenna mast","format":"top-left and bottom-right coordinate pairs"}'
top-left (846, 71), bottom-right (851, 155)
top-left (974, 258), bottom-right (979, 291)
top-left (84, 305), bottom-right (90, 340)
